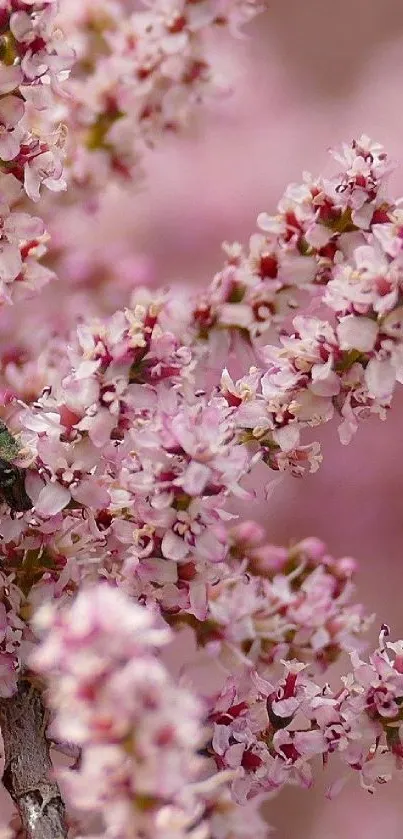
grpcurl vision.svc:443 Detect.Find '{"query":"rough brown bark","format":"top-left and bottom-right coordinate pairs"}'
top-left (0, 679), bottom-right (67, 839)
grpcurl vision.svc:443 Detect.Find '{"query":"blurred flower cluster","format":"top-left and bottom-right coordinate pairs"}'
top-left (57, 0), bottom-right (263, 190)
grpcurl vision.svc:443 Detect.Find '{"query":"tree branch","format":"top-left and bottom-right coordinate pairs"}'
top-left (0, 679), bottom-right (67, 839)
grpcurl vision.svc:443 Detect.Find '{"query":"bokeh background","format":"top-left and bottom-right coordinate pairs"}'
top-left (6, 1), bottom-right (403, 835)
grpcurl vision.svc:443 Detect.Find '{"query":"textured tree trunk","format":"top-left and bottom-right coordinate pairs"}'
top-left (0, 679), bottom-right (67, 839)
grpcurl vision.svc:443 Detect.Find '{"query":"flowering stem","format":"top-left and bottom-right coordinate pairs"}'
top-left (0, 679), bottom-right (67, 839)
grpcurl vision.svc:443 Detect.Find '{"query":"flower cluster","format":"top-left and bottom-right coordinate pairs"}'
top-left (30, 584), bottom-right (234, 839)
top-left (186, 138), bottom-right (403, 475)
top-left (0, 300), bottom-right (243, 642)
top-left (192, 136), bottom-right (391, 342)
top-left (0, 0), bottom-right (74, 304)
top-left (56, 0), bottom-right (265, 189)
top-left (209, 628), bottom-right (403, 804)
top-left (0, 141), bottom-right (399, 631)
top-left (193, 532), bottom-right (370, 672)
top-left (0, 284), bottom-right (369, 685)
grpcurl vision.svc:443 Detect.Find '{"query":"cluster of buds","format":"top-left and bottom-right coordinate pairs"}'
top-left (193, 532), bottom-right (370, 672)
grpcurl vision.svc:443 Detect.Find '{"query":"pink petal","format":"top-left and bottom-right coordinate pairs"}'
top-left (0, 65), bottom-right (22, 95)
top-left (35, 482), bottom-right (71, 516)
top-left (0, 95), bottom-right (24, 127)
top-left (0, 132), bottom-right (22, 162)
top-left (161, 530), bottom-right (189, 561)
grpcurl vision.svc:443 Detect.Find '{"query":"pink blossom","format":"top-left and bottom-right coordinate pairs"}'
top-left (31, 585), bottom-right (230, 839)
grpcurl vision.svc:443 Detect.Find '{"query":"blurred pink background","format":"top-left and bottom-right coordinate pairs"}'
top-left (7, 1), bottom-right (403, 835)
